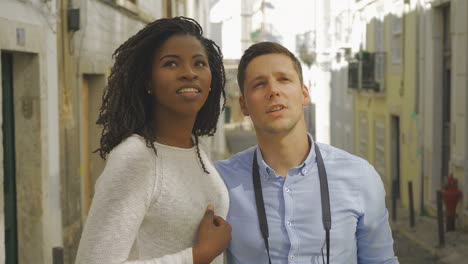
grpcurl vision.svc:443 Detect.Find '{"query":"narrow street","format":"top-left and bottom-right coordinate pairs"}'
top-left (393, 231), bottom-right (437, 264)
top-left (2, 0), bottom-right (468, 263)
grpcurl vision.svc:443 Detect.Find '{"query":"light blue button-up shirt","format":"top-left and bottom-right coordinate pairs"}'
top-left (215, 138), bottom-right (398, 264)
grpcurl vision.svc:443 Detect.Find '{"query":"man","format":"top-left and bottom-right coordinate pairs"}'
top-left (215, 42), bottom-right (398, 264)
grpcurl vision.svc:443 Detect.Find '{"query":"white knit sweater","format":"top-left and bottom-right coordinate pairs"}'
top-left (75, 135), bottom-right (229, 264)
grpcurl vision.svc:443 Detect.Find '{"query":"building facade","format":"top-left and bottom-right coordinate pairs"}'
top-left (346, 0), bottom-right (468, 228)
top-left (0, 0), bottom-right (61, 263)
top-left (58, 1), bottom-right (211, 262)
top-left (328, 0), bottom-right (355, 153)
top-left (350, 0), bottom-right (415, 203)
top-left (417, 0), bottom-right (468, 227)
top-left (1, 1), bottom-right (212, 263)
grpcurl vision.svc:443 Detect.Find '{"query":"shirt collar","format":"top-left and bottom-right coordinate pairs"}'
top-left (255, 133), bottom-right (317, 181)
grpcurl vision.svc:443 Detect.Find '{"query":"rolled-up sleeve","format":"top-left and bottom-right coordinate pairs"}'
top-left (356, 163), bottom-right (399, 264)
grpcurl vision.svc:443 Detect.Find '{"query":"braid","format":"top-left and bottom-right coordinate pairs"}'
top-left (194, 135), bottom-right (210, 174)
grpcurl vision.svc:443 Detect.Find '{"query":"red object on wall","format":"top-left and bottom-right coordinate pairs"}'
top-left (441, 176), bottom-right (462, 231)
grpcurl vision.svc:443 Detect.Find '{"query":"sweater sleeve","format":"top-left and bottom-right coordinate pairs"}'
top-left (75, 137), bottom-right (193, 264)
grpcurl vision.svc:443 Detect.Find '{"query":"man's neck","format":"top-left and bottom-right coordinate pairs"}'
top-left (256, 125), bottom-right (310, 178)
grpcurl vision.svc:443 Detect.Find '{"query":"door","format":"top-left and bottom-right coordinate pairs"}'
top-left (82, 75), bottom-right (106, 215)
top-left (391, 115), bottom-right (401, 199)
top-left (2, 52), bottom-right (18, 264)
top-left (441, 5), bottom-right (451, 182)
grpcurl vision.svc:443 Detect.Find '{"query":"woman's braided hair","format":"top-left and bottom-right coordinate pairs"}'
top-left (96, 17), bottom-right (226, 173)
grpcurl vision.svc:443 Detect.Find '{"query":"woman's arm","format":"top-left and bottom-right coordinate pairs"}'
top-left (75, 139), bottom-right (191, 264)
top-left (193, 206), bottom-right (232, 264)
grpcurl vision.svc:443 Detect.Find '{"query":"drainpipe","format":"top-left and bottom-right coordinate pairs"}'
top-left (465, 0), bottom-right (468, 227)
top-left (416, 0), bottom-right (425, 214)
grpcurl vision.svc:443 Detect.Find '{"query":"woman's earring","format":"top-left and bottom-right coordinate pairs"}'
top-left (209, 87), bottom-right (212, 92)
top-left (146, 83), bottom-right (152, 94)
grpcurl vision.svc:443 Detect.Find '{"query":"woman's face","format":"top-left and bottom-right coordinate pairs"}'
top-left (149, 34), bottom-right (212, 120)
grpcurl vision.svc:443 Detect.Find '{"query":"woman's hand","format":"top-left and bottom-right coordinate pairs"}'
top-left (193, 205), bottom-right (232, 264)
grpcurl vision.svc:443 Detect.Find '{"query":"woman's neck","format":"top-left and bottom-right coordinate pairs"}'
top-left (152, 113), bottom-right (196, 148)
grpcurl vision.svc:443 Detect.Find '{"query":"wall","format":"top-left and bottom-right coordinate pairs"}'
top-left (0, 0), bottom-right (61, 263)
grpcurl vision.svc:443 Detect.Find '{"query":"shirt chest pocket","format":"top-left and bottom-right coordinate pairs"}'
top-left (299, 222), bottom-right (356, 264)
top-left (297, 188), bottom-right (359, 261)
top-left (228, 216), bottom-right (271, 263)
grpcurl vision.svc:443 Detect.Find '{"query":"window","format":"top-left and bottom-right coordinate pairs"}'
top-left (391, 1), bottom-right (403, 64)
top-left (391, 35), bottom-right (402, 64)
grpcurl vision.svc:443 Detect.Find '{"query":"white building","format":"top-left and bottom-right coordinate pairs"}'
top-left (0, 0), bottom-right (61, 263)
top-left (59, 1), bottom-right (211, 262)
top-left (1, 1), bottom-right (211, 263)
top-left (417, 0), bottom-right (468, 226)
top-left (328, 0), bottom-right (355, 153)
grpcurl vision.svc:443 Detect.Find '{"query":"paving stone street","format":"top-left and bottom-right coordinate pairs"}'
top-left (393, 231), bottom-right (438, 264)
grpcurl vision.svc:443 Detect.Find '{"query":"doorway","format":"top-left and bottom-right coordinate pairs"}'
top-left (440, 5), bottom-right (451, 184)
top-left (391, 115), bottom-right (401, 199)
top-left (2, 52), bottom-right (19, 264)
top-left (82, 75), bottom-right (106, 215)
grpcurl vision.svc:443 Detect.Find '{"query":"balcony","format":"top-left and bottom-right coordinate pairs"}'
top-left (347, 51), bottom-right (385, 93)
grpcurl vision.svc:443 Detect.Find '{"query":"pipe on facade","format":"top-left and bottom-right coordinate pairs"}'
top-left (416, 0), bottom-right (425, 214)
top-left (465, 0), bottom-right (468, 227)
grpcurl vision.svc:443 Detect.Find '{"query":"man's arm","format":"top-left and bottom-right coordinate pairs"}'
top-left (356, 163), bottom-right (399, 264)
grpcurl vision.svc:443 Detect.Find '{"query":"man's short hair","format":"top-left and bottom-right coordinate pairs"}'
top-left (237, 42), bottom-right (303, 94)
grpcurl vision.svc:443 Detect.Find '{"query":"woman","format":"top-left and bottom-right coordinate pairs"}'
top-left (75, 17), bottom-right (230, 264)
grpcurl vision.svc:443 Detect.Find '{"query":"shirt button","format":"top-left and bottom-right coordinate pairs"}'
top-left (287, 221), bottom-right (292, 226)
top-left (290, 255), bottom-right (295, 260)
top-left (301, 168), bottom-right (307, 174)
top-left (285, 187), bottom-right (290, 192)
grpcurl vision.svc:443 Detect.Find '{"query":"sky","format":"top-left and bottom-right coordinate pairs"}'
top-left (267, 0), bottom-right (317, 51)
top-left (210, 0), bottom-right (319, 58)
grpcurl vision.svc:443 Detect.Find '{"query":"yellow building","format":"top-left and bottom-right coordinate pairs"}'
top-left (351, 0), bottom-right (468, 229)
top-left (350, 0), bottom-right (421, 212)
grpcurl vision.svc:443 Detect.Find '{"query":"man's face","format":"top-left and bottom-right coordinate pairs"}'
top-left (239, 53), bottom-right (309, 136)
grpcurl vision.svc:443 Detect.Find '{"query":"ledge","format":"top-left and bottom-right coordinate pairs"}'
top-left (452, 155), bottom-right (466, 169)
top-left (99, 0), bottom-right (155, 24)
top-left (348, 88), bottom-right (386, 98)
